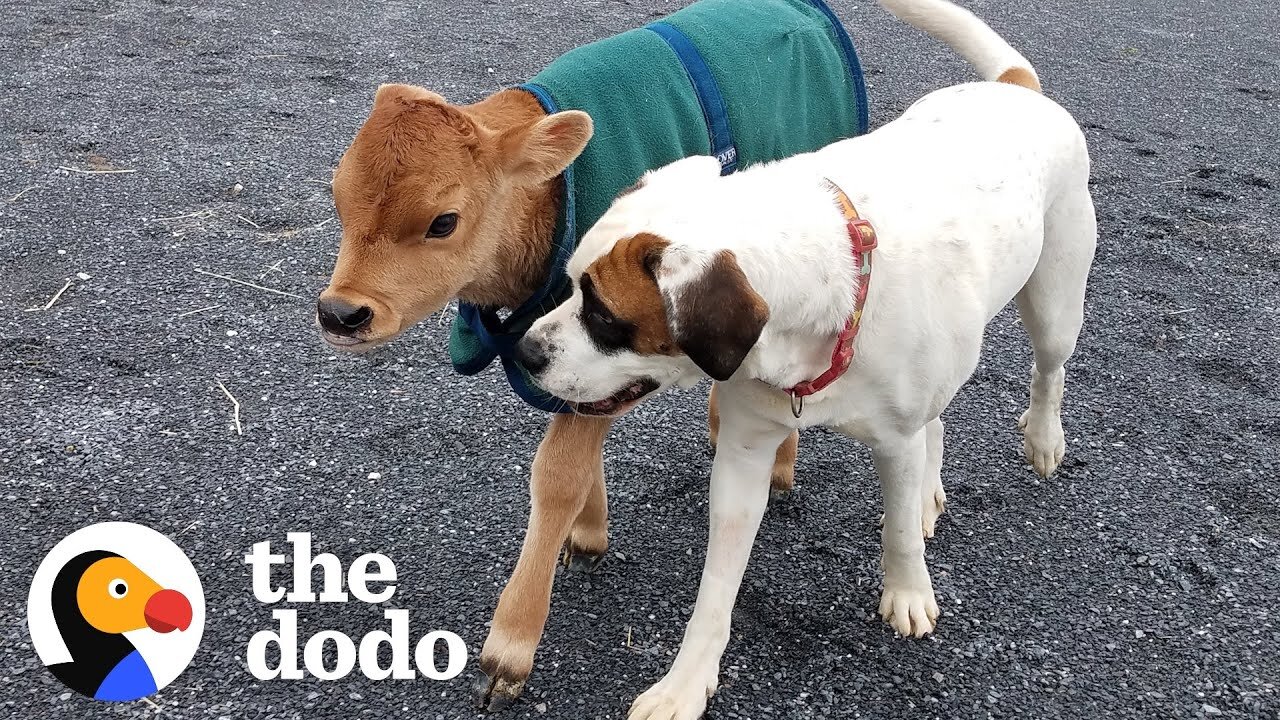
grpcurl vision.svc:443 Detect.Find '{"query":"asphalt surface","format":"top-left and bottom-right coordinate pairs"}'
top-left (2, 0), bottom-right (1278, 718)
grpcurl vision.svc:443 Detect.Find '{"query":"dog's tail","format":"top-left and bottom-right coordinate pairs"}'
top-left (875, 0), bottom-right (1041, 91)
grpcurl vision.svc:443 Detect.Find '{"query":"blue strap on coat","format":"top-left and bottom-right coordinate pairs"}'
top-left (645, 22), bottom-right (739, 174)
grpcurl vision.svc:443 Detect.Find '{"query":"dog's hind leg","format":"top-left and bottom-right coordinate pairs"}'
top-left (474, 413), bottom-right (614, 712)
top-left (710, 382), bottom-right (798, 493)
top-left (921, 417), bottom-right (947, 538)
top-left (1015, 186), bottom-right (1097, 478)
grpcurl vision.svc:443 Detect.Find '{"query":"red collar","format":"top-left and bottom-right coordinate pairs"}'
top-left (787, 180), bottom-right (877, 417)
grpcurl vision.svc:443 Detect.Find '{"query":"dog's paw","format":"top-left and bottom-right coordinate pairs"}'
top-left (628, 672), bottom-right (717, 720)
top-left (921, 483), bottom-right (946, 539)
top-left (878, 586), bottom-right (939, 638)
top-left (1019, 409), bottom-right (1065, 477)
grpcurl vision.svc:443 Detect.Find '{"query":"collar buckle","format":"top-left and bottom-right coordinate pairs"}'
top-left (848, 217), bottom-right (877, 253)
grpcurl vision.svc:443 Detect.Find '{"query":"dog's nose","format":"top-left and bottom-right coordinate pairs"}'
top-left (515, 337), bottom-right (550, 376)
top-left (317, 298), bottom-right (373, 335)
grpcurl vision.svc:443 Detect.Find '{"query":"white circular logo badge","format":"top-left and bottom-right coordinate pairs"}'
top-left (27, 522), bottom-right (205, 702)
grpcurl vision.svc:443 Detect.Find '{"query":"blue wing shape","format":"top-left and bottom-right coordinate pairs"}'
top-left (94, 650), bottom-right (158, 702)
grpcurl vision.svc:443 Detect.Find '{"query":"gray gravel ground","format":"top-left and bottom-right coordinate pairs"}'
top-left (2, 0), bottom-right (1278, 718)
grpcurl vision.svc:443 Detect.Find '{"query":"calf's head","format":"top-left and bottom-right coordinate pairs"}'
top-left (316, 84), bottom-right (592, 350)
top-left (518, 232), bottom-right (770, 416)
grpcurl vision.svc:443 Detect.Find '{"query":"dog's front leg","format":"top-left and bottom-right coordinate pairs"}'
top-left (630, 407), bottom-right (789, 720)
top-left (474, 412), bottom-right (614, 711)
top-left (872, 428), bottom-right (940, 637)
top-left (709, 382), bottom-right (799, 493)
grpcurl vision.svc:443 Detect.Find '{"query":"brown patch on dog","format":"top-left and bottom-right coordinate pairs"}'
top-left (584, 240), bottom-right (768, 376)
top-left (997, 66), bottom-right (1041, 92)
top-left (582, 232), bottom-right (677, 355)
top-left (672, 250), bottom-right (769, 381)
top-left (320, 85), bottom-right (592, 346)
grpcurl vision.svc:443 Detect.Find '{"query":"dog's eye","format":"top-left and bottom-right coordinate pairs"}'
top-left (426, 213), bottom-right (459, 238)
top-left (588, 310), bottom-right (613, 326)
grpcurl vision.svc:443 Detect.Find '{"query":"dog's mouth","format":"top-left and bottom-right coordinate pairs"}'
top-left (571, 379), bottom-right (660, 417)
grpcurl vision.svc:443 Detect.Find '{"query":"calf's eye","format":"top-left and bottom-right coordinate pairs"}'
top-left (426, 213), bottom-right (459, 238)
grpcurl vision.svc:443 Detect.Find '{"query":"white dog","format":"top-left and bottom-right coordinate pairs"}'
top-left (515, 2), bottom-right (1096, 718)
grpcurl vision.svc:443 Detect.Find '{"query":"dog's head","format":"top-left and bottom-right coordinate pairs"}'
top-left (517, 159), bottom-right (769, 415)
top-left (316, 84), bottom-right (592, 351)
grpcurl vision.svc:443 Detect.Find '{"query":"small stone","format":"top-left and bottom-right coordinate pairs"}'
top-left (1202, 704), bottom-right (1222, 715)
top-left (932, 671), bottom-right (945, 683)
top-left (535, 703), bottom-right (548, 713)
top-left (76, 272), bottom-right (91, 280)
top-left (226, 330), bottom-right (237, 337)
top-left (368, 472), bottom-right (381, 480)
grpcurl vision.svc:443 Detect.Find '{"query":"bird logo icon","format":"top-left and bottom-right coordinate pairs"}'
top-left (28, 522), bottom-right (204, 703)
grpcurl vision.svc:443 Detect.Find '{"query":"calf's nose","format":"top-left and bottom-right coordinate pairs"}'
top-left (317, 297), bottom-right (373, 335)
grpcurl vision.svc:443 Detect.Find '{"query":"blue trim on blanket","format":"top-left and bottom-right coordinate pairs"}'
top-left (802, 0), bottom-right (870, 135)
top-left (645, 21), bottom-right (739, 174)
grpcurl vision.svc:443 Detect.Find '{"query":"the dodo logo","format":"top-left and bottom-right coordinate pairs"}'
top-left (27, 522), bottom-right (205, 702)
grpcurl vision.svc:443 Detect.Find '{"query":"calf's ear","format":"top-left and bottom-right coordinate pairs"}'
top-left (497, 111), bottom-right (594, 185)
top-left (666, 251), bottom-right (769, 381)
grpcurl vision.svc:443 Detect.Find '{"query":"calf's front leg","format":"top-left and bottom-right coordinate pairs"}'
top-left (473, 412), bottom-right (614, 711)
top-left (630, 405), bottom-right (791, 720)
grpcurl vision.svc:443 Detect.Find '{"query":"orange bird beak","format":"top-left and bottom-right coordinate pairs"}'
top-left (144, 588), bottom-right (192, 633)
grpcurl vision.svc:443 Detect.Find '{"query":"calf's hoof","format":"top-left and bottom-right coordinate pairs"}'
top-left (472, 664), bottom-right (527, 713)
top-left (561, 542), bottom-right (607, 574)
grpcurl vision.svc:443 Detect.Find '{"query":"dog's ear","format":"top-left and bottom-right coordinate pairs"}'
top-left (497, 111), bottom-right (594, 185)
top-left (663, 250), bottom-right (769, 381)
